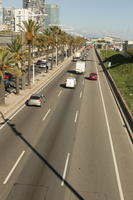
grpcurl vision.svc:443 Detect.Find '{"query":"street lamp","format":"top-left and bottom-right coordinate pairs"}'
top-left (55, 36), bottom-right (58, 67)
top-left (32, 38), bottom-right (35, 84)
top-left (32, 53), bottom-right (35, 84)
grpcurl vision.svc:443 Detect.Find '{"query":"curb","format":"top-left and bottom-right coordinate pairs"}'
top-left (0, 55), bottom-right (73, 123)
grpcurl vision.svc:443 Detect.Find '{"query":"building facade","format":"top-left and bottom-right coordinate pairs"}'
top-left (23, 0), bottom-right (45, 27)
top-left (0, 0), bottom-right (3, 30)
top-left (15, 8), bottom-right (37, 32)
top-left (3, 7), bottom-right (15, 31)
top-left (44, 4), bottom-right (59, 29)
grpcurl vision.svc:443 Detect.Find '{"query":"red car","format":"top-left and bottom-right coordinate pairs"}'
top-left (4, 72), bottom-right (12, 80)
top-left (89, 72), bottom-right (97, 80)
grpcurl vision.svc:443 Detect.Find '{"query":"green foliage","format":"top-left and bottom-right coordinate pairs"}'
top-left (99, 49), bottom-right (133, 115)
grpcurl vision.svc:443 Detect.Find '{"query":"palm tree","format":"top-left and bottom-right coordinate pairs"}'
top-left (0, 49), bottom-right (21, 104)
top-left (7, 35), bottom-right (26, 92)
top-left (17, 19), bottom-right (41, 85)
top-left (59, 31), bottom-right (68, 61)
top-left (42, 29), bottom-right (55, 68)
top-left (48, 26), bottom-right (62, 66)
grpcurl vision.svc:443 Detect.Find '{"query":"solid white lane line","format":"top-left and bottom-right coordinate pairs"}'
top-left (42, 109), bottom-right (51, 121)
top-left (80, 91), bottom-right (82, 98)
top-left (97, 63), bottom-right (133, 151)
top-left (3, 151), bottom-right (25, 185)
top-left (74, 111), bottom-right (79, 123)
top-left (82, 80), bottom-right (84, 85)
top-left (9, 105), bottom-right (25, 121)
top-left (96, 65), bottom-right (125, 200)
top-left (58, 90), bottom-right (62, 97)
top-left (61, 153), bottom-right (70, 186)
top-left (0, 105), bottom-right (25, 130)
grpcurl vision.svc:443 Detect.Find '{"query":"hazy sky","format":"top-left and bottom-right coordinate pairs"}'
top-left (3, 0), bottom-right (133, 40)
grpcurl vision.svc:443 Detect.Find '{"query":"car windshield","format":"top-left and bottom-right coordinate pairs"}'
top-left (91, 73), bottom-right (97, 75)
top-left (30, 95), bottom-right (41, 100)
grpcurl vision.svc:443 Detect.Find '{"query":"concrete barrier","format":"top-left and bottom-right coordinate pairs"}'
top-left (95, 48), bottom-right (133, 142)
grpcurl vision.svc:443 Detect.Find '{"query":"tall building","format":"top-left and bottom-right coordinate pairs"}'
top-left (3, 7), bottom-right (15, 31)
top-left (0, 0), bottom-right (3, 30)
top-left (44, 4), bottom-right (60, 29)
top-left (15, 8), bottom-right (36, 32)
top-left (23, 0), bottom-right (45, 27)
top-left (23, 0), bottom-right (45, 12)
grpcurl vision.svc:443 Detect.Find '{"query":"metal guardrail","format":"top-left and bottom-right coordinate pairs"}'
top-left (95, 48), bottom-right (133, 142)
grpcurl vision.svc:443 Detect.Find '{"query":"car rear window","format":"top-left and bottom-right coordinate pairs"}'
top-left (30, 96), bottom-right (40, 100)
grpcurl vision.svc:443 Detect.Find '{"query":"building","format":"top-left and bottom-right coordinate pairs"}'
top-left (44, 4), bottom-right (59, 29)
top-left (0, 0), bottom-right (3, 30)
top-left (14, 8), bottom-right (37, 32)
top-left (23, 0), bottom-right (45, 27)
top-left (3, 7), bottom-right (15, 31)
top-left (23, 0), bottom-right (45, 11)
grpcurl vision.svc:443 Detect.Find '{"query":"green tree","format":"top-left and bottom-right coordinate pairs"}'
top-left (48, 26), bottom-right (62, 66)
top-left (17, 19), bottom-right (41, 85)
top-left (7, 35), bottom-right (26, 92)
top-left (0, 49), bottom-right (21, 104)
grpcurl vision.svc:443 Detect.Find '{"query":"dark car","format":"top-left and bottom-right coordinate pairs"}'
top-left (88, 73), bottom-right (97, 80)
top-left (4, 79), bottom-right (11, 90)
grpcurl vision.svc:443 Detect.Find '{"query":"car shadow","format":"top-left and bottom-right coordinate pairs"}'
top-left (67, 70), bottom-right (77, 75)
top-left (60, 83), bottom-right (75, 89)
top-left (60, 83), bottom-right (66, 88)
top-left (84, 77), bottom-right (89, 80)
top-left (84, 77), bottom-right (97, 81)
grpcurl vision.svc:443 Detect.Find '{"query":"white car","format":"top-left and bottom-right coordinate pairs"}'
top-left (66, 77), bottom-right (76, 88)
top-left (27, 94), bottom-right (45, 107)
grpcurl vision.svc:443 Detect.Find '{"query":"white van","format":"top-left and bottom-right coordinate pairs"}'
top-left (76, 61), bottom-right (86, 74)
top-left (66, 77), bottom-right (76, 88)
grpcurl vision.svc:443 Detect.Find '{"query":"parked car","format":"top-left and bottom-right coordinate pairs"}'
top-left (48, 56), bottom-right (53, 61)
top-left (4, 72), bottom-right (13, 80)
top-left (35, 60), bottom-right (47, 69)
top-left (26, 94), bottom-right (45, 107)
top-left (88, 72), bottom-right (97, 80)
top-left (41, 59), bottom-right (47, 63)
top-left (4, 79), bottom-right (11, 90)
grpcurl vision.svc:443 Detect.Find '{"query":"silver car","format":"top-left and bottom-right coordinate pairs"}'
top-left (27, 94), bottom-right (45, 107)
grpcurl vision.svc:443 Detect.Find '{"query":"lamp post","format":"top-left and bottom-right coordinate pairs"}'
top-left (55, 36), bottom-right (58, 67)
top-left (32, 39), bottom-right (35, 84)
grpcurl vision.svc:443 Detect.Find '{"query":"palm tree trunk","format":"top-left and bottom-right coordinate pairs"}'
top-left (46, 48), bottom-right (49, 73)
top-left (15, 76), bottom-right (20, 94)
top-left (0, 77), bottom-right (5, 105)
top-left (28, 43), bottom-right (31, 85)
top-left (21, 70), bottom-right (26, 90)
top-left (51, 49), bottom-right (54, 69)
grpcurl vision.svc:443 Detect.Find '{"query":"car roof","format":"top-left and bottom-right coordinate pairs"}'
top-left (30, 94), bottom-right (42, 97)
top-left (67, 77), bottom-right (76, 79)
top-left (90, 72), bottom-right (97, 75)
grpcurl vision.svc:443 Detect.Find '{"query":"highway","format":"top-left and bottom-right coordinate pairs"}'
top-left (0, 48), bottom-right (132, 200)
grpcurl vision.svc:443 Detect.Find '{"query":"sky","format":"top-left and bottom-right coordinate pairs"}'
top-left (3, 0), bottom-right (133, 40)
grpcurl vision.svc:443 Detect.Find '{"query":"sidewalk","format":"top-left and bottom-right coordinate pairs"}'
top-left (0, 56), bottom-right (73, 123)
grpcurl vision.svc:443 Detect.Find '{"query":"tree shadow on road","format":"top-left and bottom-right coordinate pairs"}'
top-left (0, 112), bottom-right (85, 200)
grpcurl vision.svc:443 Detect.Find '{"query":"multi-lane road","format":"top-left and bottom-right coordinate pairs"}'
top-left (0, 48), bottom-right (132, 200)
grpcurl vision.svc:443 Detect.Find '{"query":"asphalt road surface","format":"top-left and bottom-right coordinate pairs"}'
top-left (0, 48), bottom-right (132, 200)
